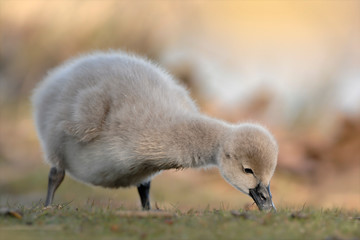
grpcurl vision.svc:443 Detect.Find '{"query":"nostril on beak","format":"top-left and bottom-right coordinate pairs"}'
top-left (260, 193), bottom-right (266, 202)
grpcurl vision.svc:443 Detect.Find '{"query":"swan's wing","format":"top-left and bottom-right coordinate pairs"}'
top-left (63, 85), bottom-right (110, 142)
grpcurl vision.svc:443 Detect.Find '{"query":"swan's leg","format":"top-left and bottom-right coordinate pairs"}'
top-left (137, 181), bottom-right (151, 210)
top-left (44, 167), bottom-right (65, 206)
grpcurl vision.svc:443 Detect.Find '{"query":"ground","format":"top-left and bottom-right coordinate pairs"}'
top-left (0, 163), bottom-right (359, 240)
top-left (0, 204), bottom-right (359, 240)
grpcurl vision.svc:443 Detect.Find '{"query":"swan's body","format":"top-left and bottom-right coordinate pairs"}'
top-left (32, 51), bottom-right (278, 211)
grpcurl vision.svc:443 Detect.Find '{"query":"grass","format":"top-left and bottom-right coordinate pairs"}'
top-left (0, 165), bottom-right (359, 239)
top-left (0, 203), bottom-right (359, 240)
top-left (0, 159), bottom-right (359, 240)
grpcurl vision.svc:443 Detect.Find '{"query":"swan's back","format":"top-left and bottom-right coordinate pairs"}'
top-left (32, 51), bottom-right (198, 169)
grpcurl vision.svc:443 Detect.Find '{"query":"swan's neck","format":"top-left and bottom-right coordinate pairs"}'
top-left (164, 115), bottom-right (228, 169)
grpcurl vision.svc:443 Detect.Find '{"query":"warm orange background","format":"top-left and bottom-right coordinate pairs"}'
top-left (0, 1), bottom-right (359, 210)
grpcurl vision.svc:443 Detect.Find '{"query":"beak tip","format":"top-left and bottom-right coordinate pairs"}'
top-left (249, 184), bottom-right (276, 213)
top-left (272, 205), bottom-right (277, 213)
top-left (271, 206), bottom-right (277, 213)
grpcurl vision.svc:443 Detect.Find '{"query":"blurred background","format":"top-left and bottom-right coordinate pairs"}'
top-left (0, 1), bottom-right (359, 211)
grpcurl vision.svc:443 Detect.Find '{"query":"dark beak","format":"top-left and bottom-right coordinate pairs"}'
top-left (249, 184), bottom-right (276, 212)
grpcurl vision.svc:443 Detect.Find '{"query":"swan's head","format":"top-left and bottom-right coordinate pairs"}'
top-left (218, 123), bottom-right (278, 212)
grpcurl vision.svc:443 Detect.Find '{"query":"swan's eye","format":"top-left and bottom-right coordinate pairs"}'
top-left (244, 168), bottom-right (254, 174)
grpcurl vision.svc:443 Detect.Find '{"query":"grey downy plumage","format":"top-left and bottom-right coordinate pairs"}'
top-left (32, 51), bottom-right (278, 211)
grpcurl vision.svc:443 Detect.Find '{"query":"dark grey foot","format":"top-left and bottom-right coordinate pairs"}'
top-left (137, 181), bottom-right (151, 210)
top-left (45, 167), bottom-right (65, 206)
